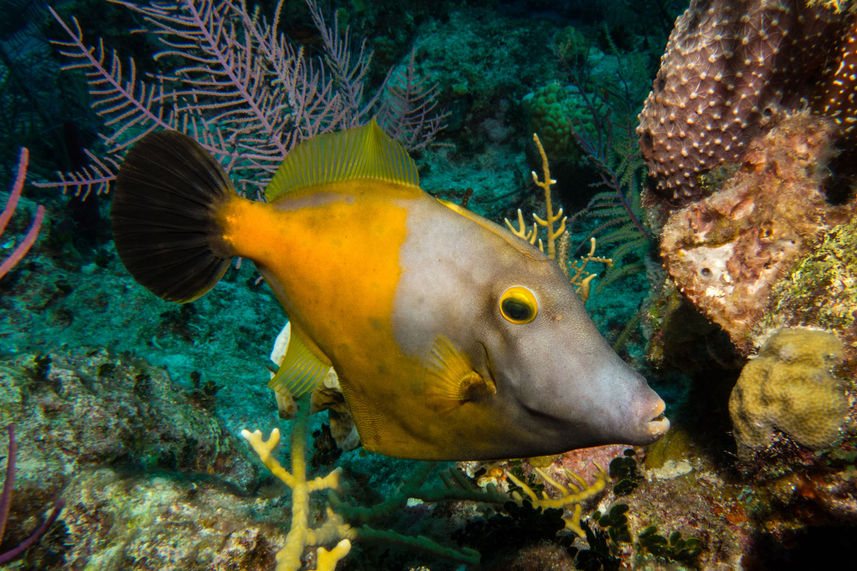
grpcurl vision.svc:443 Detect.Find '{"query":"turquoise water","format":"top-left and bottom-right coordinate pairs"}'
top-left (2, 1), bottom-right (856, 569)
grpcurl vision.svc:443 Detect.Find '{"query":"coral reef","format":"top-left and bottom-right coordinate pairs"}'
top-left (58, 467), bottom-right (285, 570)
top-left (729, 327), bottom-right (850, 457)
top-left (659, 111), bottom-right (853, 354)
top-left (764, 216), bottom-right (857, 377)
top-left (0, 350), bottom-right (282, 568)
top-left (637, 0), bottom-right (857, 205)
top-left (411, 8), bottom-right (561, 136)
top-left (583, 444), bottom-right (750, 569)
top-left (7, 1), bottom-right (857, 568)
top-left (0, 424), bottom-right (64, 564)
top-left (0, 350), bottom-right (256, 489)
top-left (521, 82), bottom-right (594, 164)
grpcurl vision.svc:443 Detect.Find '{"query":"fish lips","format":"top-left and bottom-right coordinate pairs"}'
top-left (581, 370), bottom-right (671, 447)
top-left (631, 390), bottom-right (670, 444)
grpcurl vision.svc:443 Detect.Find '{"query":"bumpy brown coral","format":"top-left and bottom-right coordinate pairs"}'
top-left (638, 0), bottom-right (856, 205)
top-left (728, 327), bottom-right (849, 457)
top-left (659, 111), bottom-right (853, 353)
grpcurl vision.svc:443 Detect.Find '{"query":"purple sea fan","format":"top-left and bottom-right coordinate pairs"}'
top-left (1, 148), bottom-right (44, 279)
top-left (0, 425), bottom-right (64, 564)
top-left (40, 0), bottom-right (445, 199)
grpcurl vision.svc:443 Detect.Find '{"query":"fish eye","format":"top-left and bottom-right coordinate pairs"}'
top-left (499, 286), bottom-right (538, 324)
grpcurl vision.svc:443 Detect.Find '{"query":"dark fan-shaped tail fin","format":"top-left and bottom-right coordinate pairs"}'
top-left (111, 130), bottom-right (235, 302)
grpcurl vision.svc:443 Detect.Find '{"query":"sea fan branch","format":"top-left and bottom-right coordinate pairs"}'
top-left (41, 0), bottom-right (444, 198)
top-left (306, 0), bottom-right (375, 127)
top-left (377, 50), bottom-right (448, 151)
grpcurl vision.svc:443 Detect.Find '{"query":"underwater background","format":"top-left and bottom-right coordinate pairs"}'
top-left (1, 0), bottom-right (856, 568)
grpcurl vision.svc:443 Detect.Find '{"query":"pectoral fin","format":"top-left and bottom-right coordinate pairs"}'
top-left (426, 336), bottom-right (496, 413)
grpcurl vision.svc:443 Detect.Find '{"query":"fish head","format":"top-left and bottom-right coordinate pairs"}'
top-left (473, 257), bottom-right (669, 452)
top-left (393, 201), bottom-right (669, 459)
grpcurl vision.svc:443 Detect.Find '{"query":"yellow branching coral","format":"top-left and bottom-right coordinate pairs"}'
top-left (505, 464), bottom-right (608, 537)
top-left (243, 399), bottom-right (481, 569)
top-left (506, 133), bottom-right (567, 259)
top-left (242, 400), bottom-right (354, 571)
top-left (566, 237), bottom-right (613, 303)
top-left (505, 132), bottom-right (611, 302)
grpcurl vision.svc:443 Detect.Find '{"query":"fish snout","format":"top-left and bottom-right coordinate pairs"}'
top-left (638, 393), bottom-right (670, 443)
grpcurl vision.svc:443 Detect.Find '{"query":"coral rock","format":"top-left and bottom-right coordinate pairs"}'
top-left (638, 0), bottom-right (856, 205)
top-left (728, 327), bottom-right (849, 457)
top-left (659, 111), bottom-right (853, 353)
top-left (765, 216), bottom-right (857, 377)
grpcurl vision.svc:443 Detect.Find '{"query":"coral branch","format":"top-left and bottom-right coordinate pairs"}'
top-left (242, 399), bottom-right (349, 571)
top-left (42, 0), bottom-right (444, 198)
top-left (1, 148), bottom-right (45, 279)
top-left (530, 133), bottom-right (566, 260)
top-left (505, 464), bottom-right (608, 537)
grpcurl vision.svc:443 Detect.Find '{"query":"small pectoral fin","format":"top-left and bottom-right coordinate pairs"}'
top-left (426, 336), bottom-right (496, 413)
top-left (268, 323), bottom-right (332, 398)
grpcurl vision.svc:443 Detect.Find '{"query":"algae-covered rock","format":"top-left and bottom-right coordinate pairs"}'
top-left (658, 112), bottom-right (853, 355)
top-left (763, 216), bottom-right (857, 378)
top-left (728, 328), bottom-right (849, 457)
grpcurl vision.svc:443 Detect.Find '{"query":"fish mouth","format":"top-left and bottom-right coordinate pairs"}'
top-left (645, 399), bottom-right (670, 440)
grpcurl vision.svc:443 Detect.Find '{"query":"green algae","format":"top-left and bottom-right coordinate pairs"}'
top-left (766, 217), bottom-right (857, 333)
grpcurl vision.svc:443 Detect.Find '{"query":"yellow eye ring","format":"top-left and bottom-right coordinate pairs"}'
top-left (499, 286), bottom-right (538, 324)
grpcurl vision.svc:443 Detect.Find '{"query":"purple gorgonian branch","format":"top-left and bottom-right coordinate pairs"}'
top-left (39, 0), bottom-right (445, 200)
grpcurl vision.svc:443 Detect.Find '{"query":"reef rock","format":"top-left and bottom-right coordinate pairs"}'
top-left (659, 111), bottom-right (854, 354)
top-left (0, 349), bottom-right (283, 568)
top-left (728, 327), bottom-right (849, 457)
top-left (764, 216), bottom-right (857, 378)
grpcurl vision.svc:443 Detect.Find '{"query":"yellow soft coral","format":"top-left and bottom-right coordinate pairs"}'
top-left (504, 133), bottom-right (611, 302)
top-left (242, 400), bottom-right (354, 571)
top-left (505, 464), bottom-right (608, 537)
top-left (728, 327), bottom-right (849, 457)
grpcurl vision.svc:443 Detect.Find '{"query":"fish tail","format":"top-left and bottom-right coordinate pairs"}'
top-left (111, 130), bottom-right (236, 302)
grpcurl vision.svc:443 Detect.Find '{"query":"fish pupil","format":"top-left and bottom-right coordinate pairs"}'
top-left (501, 298), bottom-right (533, 322)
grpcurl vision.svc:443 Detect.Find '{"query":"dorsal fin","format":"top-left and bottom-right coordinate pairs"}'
top-left (265, 119), bottom-right (420, 202)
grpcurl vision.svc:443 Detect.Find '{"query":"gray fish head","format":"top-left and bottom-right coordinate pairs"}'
top-left (393, 197), bottom-right (668, 459)
top-left (475, 259), bottom-right (670, 453)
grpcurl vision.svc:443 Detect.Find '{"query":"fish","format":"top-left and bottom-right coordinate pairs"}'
top-left (111, 121), bottom-right (669, 461)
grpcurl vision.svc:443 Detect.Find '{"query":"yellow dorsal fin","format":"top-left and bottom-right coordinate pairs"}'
top-left (268, 322), bottom-right (333, 398)
top-left (426, 335), bottom-right (496, 413)
top-left (265, 119), bottom-right (420, 201)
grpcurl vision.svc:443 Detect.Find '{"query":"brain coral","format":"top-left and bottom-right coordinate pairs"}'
top-left (637, 0), bottom-right (856, 205)
top-left (728, 327), bottom-right (850, 457)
